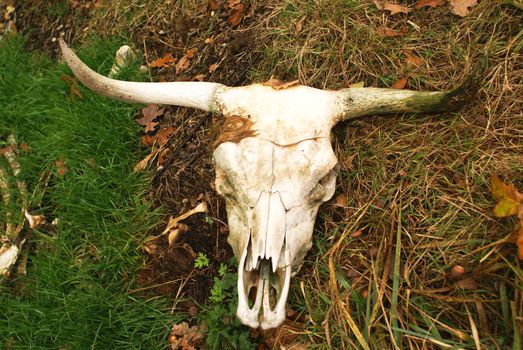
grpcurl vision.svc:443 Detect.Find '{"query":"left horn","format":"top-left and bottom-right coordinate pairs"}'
top-left (332, 61), bottom-right (485, 124)
top-left (59, 39), bottom-right (226, 112)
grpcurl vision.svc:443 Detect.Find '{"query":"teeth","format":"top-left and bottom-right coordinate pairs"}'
top-left (236, 237), bottom-right (291, 330)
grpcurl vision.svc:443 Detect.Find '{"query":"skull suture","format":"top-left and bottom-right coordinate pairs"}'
top-left (59, 39), bottom-right (479, 330)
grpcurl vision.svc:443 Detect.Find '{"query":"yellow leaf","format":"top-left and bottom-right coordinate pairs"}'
top-left (491, 175), bottom-right (521, 217)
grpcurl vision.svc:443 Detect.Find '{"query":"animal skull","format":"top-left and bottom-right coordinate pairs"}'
top-left (59, 39), bottom-right (480, 329)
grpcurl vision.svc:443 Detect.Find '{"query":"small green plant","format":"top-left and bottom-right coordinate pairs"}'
top-left (198, 259), bottom-right (255, 350)
top-left (204, 215), bottom-right (214, 224)
top-left (194, 252), bottom-right (210, 269)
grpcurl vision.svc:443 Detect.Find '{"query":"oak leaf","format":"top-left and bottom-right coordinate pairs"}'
top-left (416, 0), bottom-right (446, 8)
top-left (147, 54), bottom-right (177, 68)
top-left (450, 0), bottom-right (477, 17)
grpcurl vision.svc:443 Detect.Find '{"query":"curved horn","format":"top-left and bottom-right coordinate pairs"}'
top-left (332, 62), bottom-right (485, 124)
top-left (59, 39), bottom-right (225, 112)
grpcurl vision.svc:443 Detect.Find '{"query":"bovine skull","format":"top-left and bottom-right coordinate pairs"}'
top-left (59, 39), bottom-right (479, 329)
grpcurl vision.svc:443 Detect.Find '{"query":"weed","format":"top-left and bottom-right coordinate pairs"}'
top-left (194, 252), bottom-right (210, 269)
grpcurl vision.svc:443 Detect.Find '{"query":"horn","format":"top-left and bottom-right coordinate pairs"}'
top-left (59, 39), bottom-right (226, 112)
top-left (332, 60), bottom-right (485, 124)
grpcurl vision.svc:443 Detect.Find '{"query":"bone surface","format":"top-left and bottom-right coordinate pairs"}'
top-left (59, 40), bottom-right (480, 329)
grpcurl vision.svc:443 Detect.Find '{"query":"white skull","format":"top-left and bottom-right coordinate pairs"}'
top-left (59, 39), bottom-right (478, 330)
top-left (212, 85), bottom-right (340, 329)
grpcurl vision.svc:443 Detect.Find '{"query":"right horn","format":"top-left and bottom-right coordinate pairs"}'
top-left (59, 39), bottom-right (226, 113)
top-left (332, 58), bottom-right (486, 124)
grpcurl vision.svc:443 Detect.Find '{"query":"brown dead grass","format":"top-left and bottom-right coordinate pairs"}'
top-left (15, 0), bottom-right (523, 348)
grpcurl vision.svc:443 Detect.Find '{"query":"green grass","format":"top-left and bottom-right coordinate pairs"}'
top-left (0, 35), bottom-right (176, 349)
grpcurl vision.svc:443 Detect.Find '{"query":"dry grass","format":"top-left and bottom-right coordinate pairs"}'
top-left (17, 0), bottom-right (522, 348)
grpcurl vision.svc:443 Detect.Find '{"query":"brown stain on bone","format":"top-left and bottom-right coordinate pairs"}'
top-left (214, 115), bottom-right (258, 148)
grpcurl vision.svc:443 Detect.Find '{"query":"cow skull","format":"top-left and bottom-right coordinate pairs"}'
top-left (59, 39), bottom-right (480, 329)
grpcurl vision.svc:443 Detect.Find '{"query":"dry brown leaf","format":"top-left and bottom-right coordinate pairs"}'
top-left (133, 151), bottom-right (157, 172)
top-left (169, 322), bottom-right (205, 350)
top-left (262, 78), bottom-right (300, 90)
top-left (226, 0), bottom-right (241, 8)
top-left (24, 210), bottom-right (46, 229)
top-left (403, 50), bottom-right (425, 67)
top-left (373, 0), bottom-right (384, 9)
top-left (208, 63), bottom-right (218, 73)
top-left (228, 3), bottom-right (245, 27)
top-left (136, 104), bottom-right (164, 126)
top-left (55, 159), bottom-right (67, 177)
top-left (295, 16), bottom-right (305, 35)
top-left (450, 0), bottom-right (477, 16)
top-left (176, 49), bottom-right (197, 74)
top-left (416, 0), bottom-right (446, 8)
top-left (147, 54), bottom-right (177, 68)
top-left (144, 121), bottom-right (158, 133)
top-left (377, 27), bottom-right (408, 37)
top-left (391, 77), bottom-right (408, 89)
top-left (192, 73), bottom-right (206, 82)
top-left (491, 175), bottom-right (521, 217)
top-left (208, 0), bottom-right (221, 10)
top-left (141, 134), bottom-right (155, 147)
top-left (156, 126), bottom-right (175, 145)
top-left (383, 1), bottom-right (410, 15)
top-left (458, 277), bottom-right (478, 290)
top-left (19, 143), bottom-right (31, 153)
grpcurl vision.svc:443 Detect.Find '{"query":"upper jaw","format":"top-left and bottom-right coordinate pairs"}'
top-left (236, 240), bottom-right (292, 330)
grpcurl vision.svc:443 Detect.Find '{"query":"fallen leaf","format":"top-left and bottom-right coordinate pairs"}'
top-left (24, 210), bottom-right (46, 229)
top-left (352, 230), bottom-right (363, 238)
top-left (457, 277), bottom-right (477, 290)
top-left (295, 16), bottom-right (305, 35)
top-left (175, 48), bottom-right (197, 74)
top-left (192, 73), bottom-right (206, 82)
top-left (156, 126), bottom-right (175, 145)
top-left (262, 78), bottom-right (300, 90)
top-left (3, 5), bottom-right (15, 21)
top-left (141, 134), bottom-right (155, 147)
top-left (377, 27), bottom-right (408, 37)
top-left (133, 151), bottom-right (157, 172)
top-left (161, 203), bottom-right (208, 236)
top-left (136, 104), bottom-right (164, 126)
top-left (19, 144), bottom-right (31, 153)
top-left (55, 159), bottom-right (67, 177)
top-left (169, 322), bottom-right (205, 350)
top-left (208, 63), bottom-right (218, 73)
top-left (144, 121), bottom-right (159, 133)
top-left (416, 0), bottom-right (446, 8)
top-left (383, 1), bottom-right (410, 15)
top-left (373, 0), bottom-right (384, 9)
top-left (226, 0), bottom-right (241, 8)
top-left (491, 175), bottom-right (520, 217)
top-left (391, 77), bottom-right (408, 89)
top-left (403, 50), bottom-right (425, 67)
top-left (228, 3), bottom-right (245, 27)
top-left (208, 0), bottom-right (221, 10)
top-left (450, 0), bottom-right (477, 17)
top-left (147, 54), bottom-right (177, 68)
